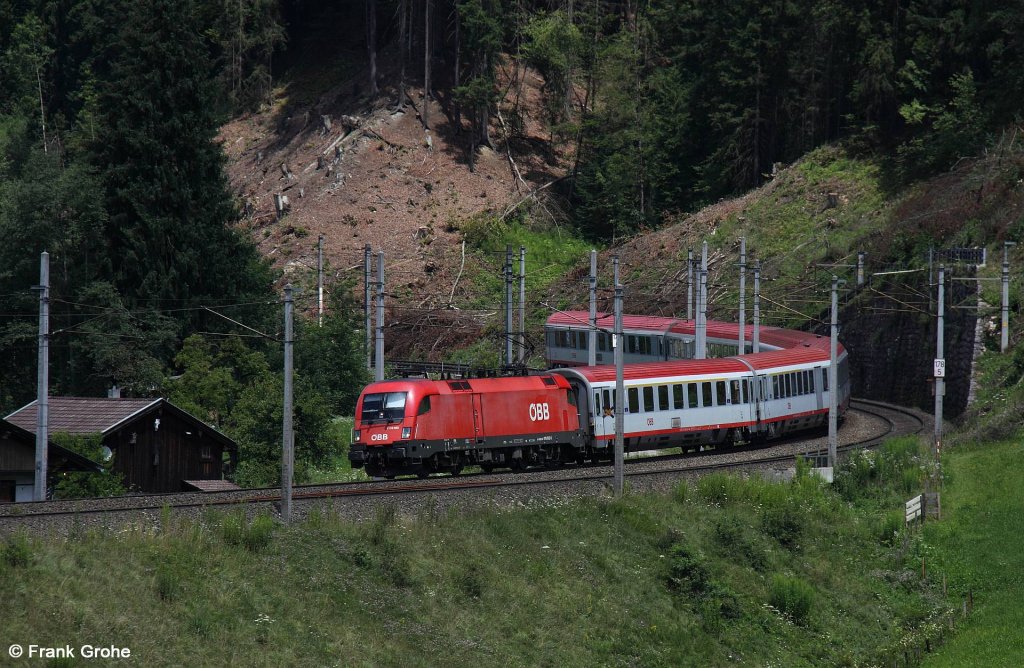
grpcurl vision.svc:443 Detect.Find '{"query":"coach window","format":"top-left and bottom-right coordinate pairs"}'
top-left (772, 376), bottom-right (779, 399)
top-left (658, 385), bottom-right (669, 411)
top-left (716, 381), bottom-right (728, 406)
top-left (673, 384), bottom-right (685, 409)
top-left (823, 367), bottom-right (829, 392)
top-left (731, 380), bottom-right (742, 404)
top-left (809, 370), bottom-right (817, 392)
top-left (795, 372), bottom-right (802, 395)
top-left (628, 387), bottom-right (640, 413)
top-left (643, 386), bottom-right (655, 412)
top-left (602, 389), bottom-right (613, 413)
top-left (687, 383), bottom-right (698, 408)
top-left (702, 382), bottom-right (713, 408)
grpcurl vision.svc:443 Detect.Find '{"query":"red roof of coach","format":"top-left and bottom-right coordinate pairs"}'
top-left (565, 358), bottom-right (750, 383)
top-left (545, 312), bottom-right (845, 356)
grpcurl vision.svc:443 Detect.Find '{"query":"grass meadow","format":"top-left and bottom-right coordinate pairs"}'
top-left (923, 439), bottom-right (1024, 667)
top-left (0, 438), bottom-right (957, 667)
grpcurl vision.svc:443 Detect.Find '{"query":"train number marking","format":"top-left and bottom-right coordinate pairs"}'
top-left (370, 433), bottom-right (389, 441)
top-left (647, 418), bottom-right (655, 426)
top-left (528, 403), bottom-right (551, 421)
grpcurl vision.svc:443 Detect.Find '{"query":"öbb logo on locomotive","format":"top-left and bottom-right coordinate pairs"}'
top-left (348, 311), bottom-right (850, 478)
top-left (528, 402), bottom-right (551, 421)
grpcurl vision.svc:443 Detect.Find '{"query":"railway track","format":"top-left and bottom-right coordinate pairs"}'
top-left (0, 399), bottom-right (928, 530)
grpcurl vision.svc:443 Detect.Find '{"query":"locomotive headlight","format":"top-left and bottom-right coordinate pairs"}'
top-left (401, 427), bottom-right (411, 439)
top-left (352, 430), bottom-right (361, 442)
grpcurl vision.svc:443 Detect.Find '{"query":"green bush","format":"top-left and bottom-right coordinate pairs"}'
top-left (696, 473), bottom-right (745, 506)
top-left (674, 480), bottom-right (689, 504)
top-left (666, 543), bottom-right (711, 597)
top-left (244, 515), bottom-right (276, 552)
top-left (2, 532), bottom-right (32, 567)
top-left (155, 563), bottom-right (181, 602)
top-left (877, 511), bottom-right (904, 546)
top-left (769, 574), bottom-right (815, 625)
top-left (761, 501), bottom-right (804, 549)
top-left (715, 513), bottom-right (769, 572)
top-left (221, 512), bottom-right (276, 552)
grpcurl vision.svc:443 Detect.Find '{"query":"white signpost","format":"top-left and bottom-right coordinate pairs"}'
top-left (905, 494), bottom-right (923, 524)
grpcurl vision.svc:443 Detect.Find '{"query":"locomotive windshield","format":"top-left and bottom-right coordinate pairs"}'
top-left (361, 392), bottom-right (408, 423)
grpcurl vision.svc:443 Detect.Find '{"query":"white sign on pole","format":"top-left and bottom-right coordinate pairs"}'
top-left (934, 358), bottom-right (946, 378)
top-left (905, 494), bottom-right (923, 523)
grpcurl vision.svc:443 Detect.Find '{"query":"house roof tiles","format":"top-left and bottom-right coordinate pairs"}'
top-left (5, 397), bottom-right (160, 435)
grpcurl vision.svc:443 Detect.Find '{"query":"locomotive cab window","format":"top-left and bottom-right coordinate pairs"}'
top-left (361, 392), bottom-right (408, 423)
top-left (417, 396), bottom-right (432, 415)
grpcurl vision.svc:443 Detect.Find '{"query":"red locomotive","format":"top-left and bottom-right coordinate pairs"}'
top-left (348, 375), bottom-right (586, 477)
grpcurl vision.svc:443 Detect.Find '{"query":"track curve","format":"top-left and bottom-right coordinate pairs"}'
top-left (0, 399), bottom-right (929, 534)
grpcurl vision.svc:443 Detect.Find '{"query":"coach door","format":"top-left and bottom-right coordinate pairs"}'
top-left (757, 373), bottom-right (773, 426)
top-left (566, 379), bottom-right (592, 440)
top-left (747, 377), bottom-right (762, 432)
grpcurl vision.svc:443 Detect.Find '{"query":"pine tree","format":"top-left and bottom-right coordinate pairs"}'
top-left (88, 0), bottom-right (271, 313)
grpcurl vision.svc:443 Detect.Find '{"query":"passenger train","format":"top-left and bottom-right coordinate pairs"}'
top-left (348, 312), bottom-right (850, 478)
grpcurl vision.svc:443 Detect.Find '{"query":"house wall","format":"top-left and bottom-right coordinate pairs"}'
top-left (0, 434), bottom-right (35, 471)
top-left (14, 474), bottom-right (34, 502)
top-left (1, 434), bottom-right (35, 502)
top-left (107, 409), bottom-right (225, 493)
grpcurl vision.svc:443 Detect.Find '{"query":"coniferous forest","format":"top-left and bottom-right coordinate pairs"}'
top-left (2, 0), bottom-right (1022, 484)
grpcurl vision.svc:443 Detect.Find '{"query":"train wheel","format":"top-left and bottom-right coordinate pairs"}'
top-left (417, 469), bottom-right (429, 479)
top-left (511, 458), bottom-right (527, 473)
top-left (451, 464), bottom-right (463, 476)
top-left (480, 463), bottom-right (494, 473)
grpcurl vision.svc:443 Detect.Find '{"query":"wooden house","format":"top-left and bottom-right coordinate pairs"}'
top-left (0, 418), bottom-right (102, 502)
top-left (5, 398), bottom-right (238, 494)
